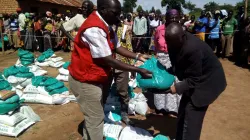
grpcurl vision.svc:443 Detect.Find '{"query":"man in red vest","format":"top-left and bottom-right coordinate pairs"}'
top-left (68, 0), bottom-right (152, 139)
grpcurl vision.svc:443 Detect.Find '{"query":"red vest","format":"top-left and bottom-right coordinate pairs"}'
top-left (68, 11), bottom-right (115, 84)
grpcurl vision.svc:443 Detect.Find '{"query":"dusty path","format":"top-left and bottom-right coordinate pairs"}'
top-left (0, 51), bottom-right (249, 140)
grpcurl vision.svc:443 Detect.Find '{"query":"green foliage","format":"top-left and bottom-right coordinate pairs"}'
top-left (123, 0), bottom-right (137, 13)
top-left (150, 7), bottom-right (155, 13)
top-left (161, 0), bottom-right (185, 11)
top-left (204, 1), bottom-right (219, 12)
top-left (136, 5), bottom-right (144, 13)
top-left (183, 1), bottom-right (196, 12)
top-left (156, 9), bottom-right (162, 15)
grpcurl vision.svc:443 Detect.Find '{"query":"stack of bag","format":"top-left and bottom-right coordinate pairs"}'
top-left (56, 62), bottom-right (70, 82)
top-left (17, 49), bottom-right (35, 66)
top-left (0, 73), bottom-right (12, 91)
top-left (0, 90), bottom-right (40, 137)
top-left (22, 76), bottom-right (72, 105)
top-left (35, 49), bottom-right (64, 68)
top-left (3, 66), bottom-right (34, 89)
top-left (136, 57), bottom-right (175, 90)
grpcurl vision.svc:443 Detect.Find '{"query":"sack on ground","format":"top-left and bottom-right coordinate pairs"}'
top-left (103, 124), bottom-right (123, 140)
top-left (19, 106), bottom-right (40, 122)
top-left (58, 67), bottom-right (69, 75)
top-left (48, 61), bottom-right (65, 68)
top-left (56, 74), bottom-right (69, 82)
top-left (62, 62), bottom-right (70, 69)
top-left (21, 94), bottom-right (53, 105)
top-left (119, 126), bottom-right (153, 140)
top-left (35, 61), bottom-right (49, 67)
top-left (128, 93), bottom-right (148, 115)
top-left (50, 57), bottom-right (63, 63)
top-left (0, 112), bottom-right (26, 126)
top-left (136, 57), bottom-right (175, 89)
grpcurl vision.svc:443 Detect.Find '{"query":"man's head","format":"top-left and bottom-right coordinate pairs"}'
top-left (82, 0), bottom-right (94, 18)
top-left (16, 8), bottom-right (22, 14)
top-left (191, 15), bottom-right (195, 22)
top-left (138, 10), bottom-right (143, 18)
top-left (165, 22), bottom-right (186, 53)
top-left (165, 9), bottom-right (180, 26)
top-left (228, 10), bottom-right (233, 19)
top-left (238, 6), bottom-right (244, 14)
top-left (214, 10), bottom-right (220, 19)
top-left (127, 13), bottom-right (132, 21)
top-left (201, 10), bottom-right (206, 17)
top-left (97, 0), bottom-right (121, 26)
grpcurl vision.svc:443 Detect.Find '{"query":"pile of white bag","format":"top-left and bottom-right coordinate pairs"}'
top-left (0, 96), bottom-right (40, 137)
top-left (56, 62), bottom-right (70, 82)
top-left (35, 57), bottom-right (64, 68)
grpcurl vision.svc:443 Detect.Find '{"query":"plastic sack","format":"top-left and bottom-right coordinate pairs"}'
top-left (0, 118), bottom-right (35, 137)
top-left (48, 61), bottom-right (65, 68)
top-left (19, 106), bottom-right (40, 123)
top-left (50, 57), bottom-right (63, 63)
top-left (103, 124), bottom-right (123, 140)
top-left (17, 49), bottom-right (29, 57)
top-left (45, 81), bottom-right (64, 92)
top-left (58, 67), bottom-right (69, 75)
top-left (0, 112), bottom-right (26, 126)
top-left (49, 87), bottom-right (68, 95)
top-left (104, 111), bottom-right (122, 123)
top-left (33, 70), bottom-right (48, 76)
top-left (35, 61), bottom-right (49, 67)
top-left (63, 62), bottom-right (71, 69)
top-left (0, 102), bottom-right (22, 115)
top-left (0, 95), bottom-right (20, 104)
top-left (153, 134), bottom-right (170, 140)
top-left (3, 66), bottom-right (19, 78)
top-left (128, 93), bottom-right (148, 115)
top-left (28, 65), bottom-right (41, 72)
top-left (136, 57), bottom-right (175, 89)
top-left (21, 61), bottom-right (34, 66)
top-left (56, 74), bottom-right (69, 82)
top-left (7, 76), bottom-right (27, 84)
top-left (20, 53), bottom-right (34, 59)
top-left (20, 79), bottom-right (32, 88)
top-left (119, 126), bottom-right (153, 140)
top-left (21, 94), bottom-right (53, 105)
top-left (37, 49), bottom-right (54, 62)
top-left (52, 94), bottom-right (71, 105)
top-left (15, 72), bottom-right (34, 78)
top-left (0, 80), bottom-right (13, 91)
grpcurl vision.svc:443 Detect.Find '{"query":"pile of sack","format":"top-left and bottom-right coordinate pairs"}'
top-left (3, 66), bottom-right (34, 89)
top-left (17, 49), bottom-right (35, 66)
top-left (0, 74), bottom-right (12, 91)
top-left (21, 76), bottom-right (72, 105)
top-left (136, 57), bottom-right (175, 90)
top-left (56, 62), bottom-right (70, 82)
top-left (35, 49), bottom-right (64, 68)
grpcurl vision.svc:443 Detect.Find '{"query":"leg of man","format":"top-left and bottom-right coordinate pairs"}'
top-left (176, 95), bottom-right (208, 140)
top-left (13, 31), bottom-right (19, 48)
top-left (221, 34), bottom-right (226, 57)
top-left (225, 35), bottom-right (232, 57)
top-left (69, 75), bottom-right (104, 140)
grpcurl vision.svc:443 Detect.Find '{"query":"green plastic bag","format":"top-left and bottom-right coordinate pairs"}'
top-left (21, 60), bottom-right (34, 66)
top-left (49, 87), bottom-right (68, 95)
top-left (128, 86), bottom-right (135, 98)
top-left (153, 135), bottom-right (170, 140)
top-left (37, 49), bottom-right (54, 62)
top-left (106, 137), bottom-right (116, 140)
top-left (37, 55), bottom-right (46, 62)
top-left (3, 66), bottom-right (19, 78)
top-left (136, 57), bottom-right (175, 90)
top-left (15, 72), bottom-right (34, 78)
top-left (0, 95), bottom-right (19, 104)
top-left (3, 35), bottom-right (9, 42)
top-left (45, 81), bottom-right (64, 92)
top-left (32, 76), bottom-right (47, 87)
top-left (21, 53), bottom-right (34, 59)
top-left (18, 49), bottom-right (29, 57)
top-left (18, 66), bottom-right (30, 73)
top-left (63, 62), bottom-right (71, 69)
top-left (0, 80), bottom-right (12, 91)
top-left (0, 102), bottom-right (21, 115)
top-left (44, 77), bottom-right (58, 86)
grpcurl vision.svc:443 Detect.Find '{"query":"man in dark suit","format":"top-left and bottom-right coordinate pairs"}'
top-left (165, 23), bottom-right (227, 140)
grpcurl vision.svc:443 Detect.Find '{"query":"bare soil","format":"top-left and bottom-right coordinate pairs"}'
top-left (0, 51), bottom-right (249, 140)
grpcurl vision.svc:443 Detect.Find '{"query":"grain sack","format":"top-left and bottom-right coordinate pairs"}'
top-left (0, 112), bottom-right (26, 126)
top-left (128, 93), bottom-right (148, 115)
top-left (103, 124), bottom-right (123, 140)
top-left (19, 106), bottom-right (40, 123)
top-left (35, 61), bottom-right (49, 67)
top-left (48, 61), bottom-right (65, 68)
top-left (119, 126), bottom-right (153, 140)
top-left (56, 75), bottom-right (69, 82)
top-left (33, 70), bottom-right (48, 76)
top-left (58, 67), bottom-right (69, 75)
top-left (21, 94), bottom-right (53, 105)
top-left (50, 57), bottom-right (63, 63)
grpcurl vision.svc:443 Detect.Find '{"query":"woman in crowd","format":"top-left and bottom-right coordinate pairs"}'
top-left (24, 13), bottom-right (35, 51)
top-left (153, 9), bottom-right (182, 117)
top-left (184, 15), bottom-right (196, 34)
top-left (149, 14), bottom-right (162, 54)
top-left (43, 18), bottom-right (53, 52)
top-left (9, 14), bottom-right (19, 49)
top-left (34, 16), bottom-right (43, 52)
top-left (3, 13), bottom-right (11, 50)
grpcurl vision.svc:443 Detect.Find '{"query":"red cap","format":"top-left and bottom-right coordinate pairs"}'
top-left (16, 8), bottom-right (22, 12)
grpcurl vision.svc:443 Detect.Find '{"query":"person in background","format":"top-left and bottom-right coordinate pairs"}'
top-left (149, 14), bottom-right (162, 53)
top-left (43, 18), bottom-right (53, 52)
top-left (133, 10), bottom-right (148, 53)
top-left (153, 9), bottom-right (181, 118)
top-left (68, 0), bottom-right (152, 139)
top-left (195, 10), bottom-right (208, 41)
top-left (34, 16), bottom-right (43, 52)
top-left (205, 11), bottom-right (213, 44)
top-left (165, 23), bottom-right (226, 140)
top-left (184, 15), bottom-right (195, 33)
top-left (3, 13), bottom-right (11, 49)
top-left (24, 13), bottom-right (35, 51)
top-left (207, 10), bottom-right (220, 53)
top-left (54, 14), bottom-right (63, 50)
top-left (221, 10), bottom-right (237, 59)
top-left (243, 16), bottom-right (250, 66)
top-left (16, 8), bottom-right (26, 48)
top-left (9, 14), bottom-right (19, 49)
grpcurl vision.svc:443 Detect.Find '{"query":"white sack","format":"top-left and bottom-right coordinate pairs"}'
top-left (128, 93), bottom-right (148, 115)
top-left (48, 61), bottom-right (65, 68)
top-left (35, 61), bottom-right (49, 67)
top-left (28, 65), bottom-right (41, 72)
top-left (21, 94), bottom-right (53, 105)
top-left (7, 76), bottom-right (27, 84)
top-left (33, 70), bottom-right (48, 76)
top-left (20, 79), bottom-right (32, 88)
top-left (56, 74), bottom-right (69, 82)
top-left (0, 112), bottom-right (26, 126)
top-left (119, 126), bottom-right (153, 140)
top-left (19, 106), bottom-right (40, 122)
top-left (58, 67), bottom-right (69, 75)
top-left (50, 57), bottom-right (63, 63)
top-left (52, 94), bottom-right (70, 105)
top-left (103, 124), bottom-right (123, 140)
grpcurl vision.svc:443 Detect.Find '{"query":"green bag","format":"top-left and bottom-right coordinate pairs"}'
top-left (3, 66), bottom-right (19, 78)
top-left (15, 72), bottom-right (34, 78)
top-left (106, 137), bottom-right (116, 140)
top-left (136, 57), bottom-right (175, 90)
top-left (153, 135), bottom-right (170, 140)
top-left (21, 53), bottom-right (34, 59)
top-left (3, 35), bottom-right (9, 42)
top-left (18, 49), bottom-right (29, 57)
top-left (37, 55), bottom-right (46, 63)
top-left (45, 81), bottom-right (64, 92)
top-left (63, 62), bottom-right (71, 69)
top-left (18, 66), bottom-right (30, 73)
top-left (21, 60), bottom-right (34, 66)
top-left (0, 102), bottom-right (21, 115)
top-left (32, 76), bottom-right (47, 87)
top-left (44, 77), bottom-right (58, 86)
top-left (0, 95), bottom-right (19, 104)
top-left (128, 86), bottom-right (135, 98)
top-left (0, 80), bottom-right (12, 91)
top-left (37, 49), bottom-right (54, 62)
top-left (49, 87), bottom-right (68, 95)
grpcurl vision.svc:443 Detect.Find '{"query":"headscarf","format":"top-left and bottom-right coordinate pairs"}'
top-left (46, 11), bottom-right (52, 17)
top-left (16, 8), bottom-right (22, 12)
top-left (167, 9), bottom-right (179, 16)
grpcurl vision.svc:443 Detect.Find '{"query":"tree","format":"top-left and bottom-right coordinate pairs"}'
top-left (145, 10), bottom-right (149, 15)
top-left (161, 0), bottom-right (185, 11)
top-left (183, 1), bottom-right (196, 12)
top-left (235, 1), bottom-right (250, 12)
top-left (219, 4), bottom-right (234, 12)
top-left (150, 7), bottom-right (155, 13)
top-left (204, 1), bottom-right (219, 12)
top-left (136, 5), bottom-right (144, 13)
top-left (123, 0), bottom-right (137, 13)
top-left (155, 9), bottom-right (162, 15)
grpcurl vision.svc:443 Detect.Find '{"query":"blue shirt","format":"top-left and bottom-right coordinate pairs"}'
top-left (209, 19), bottom-right (220, 39)
top-left (10, 19), bottom-right (19, 31)
top-left (195, 17), bottom-right (208, 32)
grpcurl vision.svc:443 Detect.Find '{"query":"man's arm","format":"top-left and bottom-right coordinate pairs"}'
top-left (60, 25), bottom-right (74, 41)
top-left (116, 46), bottom-right (149, 62)
top-left (172, 50), bottom-right (202, 94)
top-left (144, 18), bottom-right (148, 35)
top-left (133, 18), bottom-right (136, 35)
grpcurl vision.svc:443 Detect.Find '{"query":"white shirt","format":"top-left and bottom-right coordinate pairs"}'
top-left (81, 11), bottom-right (120, 58)
top-left (150, 19), bottom-right (162, 28)
top-left (63, 14), bottom-right (86, 32)
top-left (18, 13), bottom-right (26, 31)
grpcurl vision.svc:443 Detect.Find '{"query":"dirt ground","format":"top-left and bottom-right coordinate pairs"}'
top-left (0, 50), bottom-right (249, 140)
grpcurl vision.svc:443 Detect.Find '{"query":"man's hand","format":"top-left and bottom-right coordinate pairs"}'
top-left (139, 68), bottom-right (152, 79)
top-left (170, 85), bottom-right (177, 94)
top-left (138, 54), bottom-right (150, 62)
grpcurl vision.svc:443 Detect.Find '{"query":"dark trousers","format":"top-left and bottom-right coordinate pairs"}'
top-left (207, 38), bottom-right (220, 53)
top-left (176, 95), bottom-right (208, 140)
top-left (103, 70), bottom-right (129, 111)
top-left (132, 35), bottom-right (146, 53)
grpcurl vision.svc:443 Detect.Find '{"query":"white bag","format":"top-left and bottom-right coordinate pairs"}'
top-left (15, 59), bottom-right (22, 66)
top-left (119, 126), bottom-right (153, 140)
top-left (128, 79), bottom-right (137, 88)
top-left (21, 94), bottom-right (53, 105)
top-left (103, 124), bottom-right (123, 140)
top-left (0, 118), bottom-right (35, 137)
top-left (19, 106), bottom-right (40, 123)
top-left (20, 78), bottom-right (32, 88)
top-left (58, 67), bottom-right (69, 75)
top-left (0, 112), bottom-right (26, 126)
top-left (48, 61), bottom-right (65, 68)
top-left (37, 86), bottom-right (50, 95)
top-left (33, 70), bottom-right (48, 76)
top-left (7, 76), bottom-right (27, 84)
top-left (56, 74), bottom-right (69, 82)
top-left (50, 57), bottom-right (63, 63)
top-left (52, 94), bottom-right (70, 105)
top-left (23, 84), bottom-right (39, 94)
top-left (104, 112), bottom-right (122, 124)
top-left (35, 61), bottom-right (49, 67)
top-left (128, 93), bottom-right (148, 116)
top-left (28, 65), bottom-right (41, 72)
